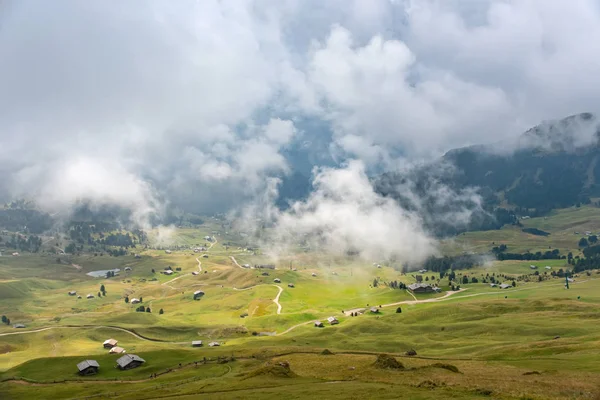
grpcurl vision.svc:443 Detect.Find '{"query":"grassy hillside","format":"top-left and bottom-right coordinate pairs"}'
top-left (3, 211), bottom-right (600, 399)
top-left (443, 204), bottom-right (600, 255)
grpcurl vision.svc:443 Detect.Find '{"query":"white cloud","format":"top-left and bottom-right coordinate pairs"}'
top-left (2, 0), bottom-right (600, 224)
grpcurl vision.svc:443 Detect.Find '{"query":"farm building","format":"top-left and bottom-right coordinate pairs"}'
top-left (116, 354), bottom-right (145, 370)
top-left (130, 298), bottom-right (140, 304)
top-left (192, 271), bottom-right (198, 275)
top-left (86, 294), bottom-right (95, 299)
top-left (192, 341), bottom-right (203, 347)
top-left (490, 283), bottom-right (497, 287)
top-left (165, 250), bottom-right (172, 254)
top-left (135, 254), bottom-right (141, 258)
top-left (499, 283), bottom-right (512, 289)
top-left (68, 291), bottom-right (77, 296)
top-left (77, 295), bottom-right (82, 299)
top-left (77, 360), bottom-right (99, 376)
top-left (242, 264), bottom-right (250, 268)
top-left (256, 264), bottom-right (275, 269)
top-left (12, 252), bottom-right (19, 256)
top-left (287, 283), bottom-right (295, 288)
top-left (193, 290), bottom-right (205, 300)
top-left (327, 316), bottom-right (339, 325)
top-left (370, 307), bottom-right (379, 313)
top-left (314, 321), bottom-right (324, 327)
top-left (109, 346), bottom-right (126, 354)
top-left (545, 266), bottom-right (552, 270)
top-left (103, 339), bottom-right (118, 349)
top-left (311, 273), bottom-right (317, 277)
top-left (202, 254), bottom-right (208, 258)
top-left (273, 278), bottom-right (281, 283)
top-left (407, 283), bottom-right (435, 293)
top-left (208, 342), bottom-right (220, 347)
top-left (13, 324), bottom-right (25, 328)
top-left (261, 272), bottom-right (270, 276)
top-left (530, 265), bottom-right (537, 269)
top-left (125, 267), bottom-right (132, 272)
top-left (163, 270), bottom-right (174, 275)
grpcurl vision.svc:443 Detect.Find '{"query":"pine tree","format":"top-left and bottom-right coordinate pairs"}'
top-left (159, 309), bottom-right (164, 315)
top-left (125, 297), bottom-right (129, 303)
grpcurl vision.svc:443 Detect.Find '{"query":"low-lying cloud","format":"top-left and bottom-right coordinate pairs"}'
top-left (2, 0), bottom-right (600, 241)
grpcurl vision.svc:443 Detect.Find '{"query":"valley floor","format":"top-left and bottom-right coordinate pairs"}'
top-left (2, 221), bottom-right (600, 399)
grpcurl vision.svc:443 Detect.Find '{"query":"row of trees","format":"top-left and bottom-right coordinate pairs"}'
top-left (2, 234), bottom-right (42, 252)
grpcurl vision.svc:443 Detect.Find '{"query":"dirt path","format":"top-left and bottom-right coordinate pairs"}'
top-left (406, 289), bottom-right (417, 301)
top-left (162, 237), bottom-right (217, 288)
top-left (273, 285), bottom-right (283, 314)
top-left (343, 289), bottom-right (467, 316)
top-left (0, 325), bottom-right (154, 341)
top-left (230, 256), bottom-right (246, 269)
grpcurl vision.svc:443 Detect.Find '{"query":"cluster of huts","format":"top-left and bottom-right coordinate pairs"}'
top-left (314, 316), bottom-right (339, 327)
top-left (191, 340), bottom-right (220, 347)
top-left (77, 339), bottom-right (145, 375)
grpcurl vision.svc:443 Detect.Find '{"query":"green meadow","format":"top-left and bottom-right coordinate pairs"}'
top-left (2, 210), bottom-right (600, 399)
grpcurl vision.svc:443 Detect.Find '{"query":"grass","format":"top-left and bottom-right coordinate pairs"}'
top-left (4, 209), bottom-right (600, 399)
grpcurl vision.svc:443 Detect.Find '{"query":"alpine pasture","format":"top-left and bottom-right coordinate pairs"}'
top-left (2, 213), bottom-right (600, 400)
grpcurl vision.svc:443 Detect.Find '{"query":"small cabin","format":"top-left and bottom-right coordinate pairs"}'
top-left (202, 254), bottom-right (208, 258)
top-left (193, 290), bottom-right (205, 300)
top-left (77, 360), bottom-right (99, 376)
top-left (273, 278), bottom-right (281, 283)
top-left (192, 271), bottom-right (199, 275)
top-left (327, 316), bottom-right (339, 325)
top-left (192, 341), bottom-right (203, 347)
top-left (165, 250), bottom-right (172, 254)
top-left (86, 294), bottom-right (94, 299)
top-left (103, 339), bottom-right (118, 349)
top-left (109, 346), bottom-right (126, 354)
top-left (314, 321), bottom-right (324, 328)
top-left (311, 273), bottom-right (317, 277)
top-left (208, 341), bottom-right (220, 347)
top-left (499, 283), bottom-right (511, 289)
top-left (68, 291), bottom-right (77, 296)
top-left (287, 283), bottom-right (295, 288)
top-left (130, 298), bottom-right (140, 304)
top-left (116, 354), bottom-right (145, 370)
top-left (125, 267), bottom-right (132, 272)
top-left (163, 270), bottom-right (174, 275)
top-left (13, 324), bottom-right (25, 329)
top-left (370, 307), bottom-right (379, 314)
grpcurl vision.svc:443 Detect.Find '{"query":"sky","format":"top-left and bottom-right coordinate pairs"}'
top-left (1, 0), bottom-right (600, 261)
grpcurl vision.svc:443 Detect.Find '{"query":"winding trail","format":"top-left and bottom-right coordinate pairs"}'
top-left (406, 289), bottom-right (417, 301)
top-left (0, 325), bottom-right (163, 342)
top-left (162, 236), bottom-right (217, 288)
top-left (273, 285), bottom-right (283, 314)
top-left (230, 256), bottom-right (245, 269)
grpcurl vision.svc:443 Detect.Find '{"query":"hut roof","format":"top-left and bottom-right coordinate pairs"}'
top-left (109, 346), bottom-right (126, 354)
top-left (77, 360), bottom-right (99, 371)
top-left (116, 354), bottom-right (145, 368)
